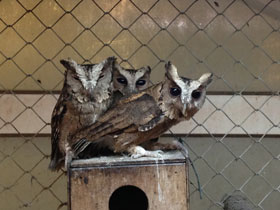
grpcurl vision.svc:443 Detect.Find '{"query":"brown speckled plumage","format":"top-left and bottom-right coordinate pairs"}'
top-left (49, 57), bottom-right (153, 170)
top-left (71, 62), bottom-right (213, 158)
top-left (49, 57), bottom-right (116, 171)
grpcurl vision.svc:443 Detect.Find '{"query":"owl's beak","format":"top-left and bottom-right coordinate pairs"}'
top-left (183, 103), bottom-right (187, 115)
top-left (181, 94), bottom-right (193, 117)
top-left (180, 88), bottom-right (192, 117)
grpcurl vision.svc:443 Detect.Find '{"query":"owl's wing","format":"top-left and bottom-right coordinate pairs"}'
top-left (49, 94), bottom-right (67, 171)
top-left (137, 114), bottom-right (165, 132)
top-left (73, 93), bottom-right (162, 142)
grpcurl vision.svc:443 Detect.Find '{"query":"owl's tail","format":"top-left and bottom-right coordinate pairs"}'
top-left (48, 148), bottom-right (64, 171)
top-left (73, 138), bottom-right (114, 159)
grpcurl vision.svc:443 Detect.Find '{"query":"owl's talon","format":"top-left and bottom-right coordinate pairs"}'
top-left (65, 144), bottom-right (74, 170)
top-left (146, 150), bottom-right (163, 158)
top-left (128, 146), bottom-right (164, 158)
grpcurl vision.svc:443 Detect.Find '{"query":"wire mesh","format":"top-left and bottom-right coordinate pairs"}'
top-left (0, 0), bottom-right (279, 209)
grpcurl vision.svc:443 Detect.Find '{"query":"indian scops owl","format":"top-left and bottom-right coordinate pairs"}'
top-left (113, 64), bottom-right (151, 96)
top-left (71, 61), bottom-right (213, 158)
top-left (49, 57), bottom-right (116, 171)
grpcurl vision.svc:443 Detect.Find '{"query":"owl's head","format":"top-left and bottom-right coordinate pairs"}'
top-left (161, 61), bottom-right (213, 119)
top-left (60, 57), bottom-right (116, 101)
top-left (112, 62), bottom-right (152, 96)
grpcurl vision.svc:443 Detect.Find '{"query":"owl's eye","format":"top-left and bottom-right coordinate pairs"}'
top-left (73, 75), bottom-right (80, 81)
top-left (117, 77), bottom-right (127, 85)
top-left (136, 79), bottom-right (146, 86)
top-left (170, 87), bottom-right (181, 96)
top-left (192, 90), bottom-right (201, 99)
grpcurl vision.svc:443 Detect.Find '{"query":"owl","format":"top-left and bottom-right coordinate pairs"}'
top-left (49, 57), bottom-right (116, 171)
top-left (112, 64), bottom-right (151, 96)
top-left (70, 61), bottom-right (213, 158)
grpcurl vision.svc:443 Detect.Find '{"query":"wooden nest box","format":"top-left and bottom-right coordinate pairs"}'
top-left (68, 151), bottom-right (189, 210)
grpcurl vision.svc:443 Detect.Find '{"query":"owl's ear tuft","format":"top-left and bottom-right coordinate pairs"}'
top-left (60, 59), bottom-right (70, 69)
top-left (106, 56), bottom-right (117, 67)
top-left (60, 58), bottom-right (78, 72)
top-left (107, 56), bottom-right (117, 62)
top-left (165, 61), bottom-right (172, 70)
top-left (198, 73), bottom-right (213, 87)
top-left (146, 66), bottom-right (152, 74)
top-left (164, 61), bottom-right (180, 82)
top-left (112, 58), bottom-right (123, 72)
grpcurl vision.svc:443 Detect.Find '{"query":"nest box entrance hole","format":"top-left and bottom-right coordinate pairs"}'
top-left (109, 185), bottom-right (149, 210)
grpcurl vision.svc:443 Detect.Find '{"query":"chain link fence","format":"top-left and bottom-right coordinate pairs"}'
top-left (0, 0), bottom-right (279, 209)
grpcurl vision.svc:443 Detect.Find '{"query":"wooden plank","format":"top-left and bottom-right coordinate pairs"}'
top-left (70, 151), bottom-right (186, 168)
